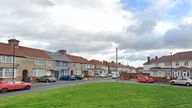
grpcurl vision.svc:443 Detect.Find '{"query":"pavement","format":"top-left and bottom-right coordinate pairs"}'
top-left (0, 78), bottom-right (191, 98)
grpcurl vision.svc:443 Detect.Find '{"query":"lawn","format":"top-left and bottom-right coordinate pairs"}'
top-left (0, 82), bottom-right (192, 108)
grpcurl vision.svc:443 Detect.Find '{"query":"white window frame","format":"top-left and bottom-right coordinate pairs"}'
top-left (0, 69), bottom-right (17, 78)
top-left (32, 68), bottom-right (46, 77)
top-left (35, 59), bottom-right (45, 65)
top-left (0, 55), bottom-right (16, 63)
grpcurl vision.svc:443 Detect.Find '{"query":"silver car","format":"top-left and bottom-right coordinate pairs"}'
top-left (170, 77), bottom-right (192, 86)
top-left (36, 75), bottom-right (56, 83)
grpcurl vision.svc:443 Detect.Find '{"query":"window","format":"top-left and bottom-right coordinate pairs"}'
top-left (76, 70), bottom-right (82, 75)
top-left (8, 81), bottom-right (14, 84)
top-left (4, 69), bottom-right (17, 78)
top-left (56, 61), bottom-right (60, 66)
top-left (15, 81), bottom-right (22, 84)
top-left (165, 62), bottom-right (171, 66)
top-left (61, 62), bottom-right (68, 67)
top-left (174, 72), bottom-right (178, 77)
top-left (0, 55), bottom-right (16, 63)
top-left (0, 69), bottom-right (3, 78)
top-left (175, 61), bottom-right (179, 66)
top-left (183, 72), bottom-right (187, 77)
top-left (35, 59), bottom-right (45, 65)
top-left (155, 63), bottom-right (159, 67)
top-left (76, 63), bottom-right (81, 68)
top-left (32, 69), bottom-right (46, 77)
top-left (184, 61), bottom-right (188, 66)
top-left (60, 69), bottom-right (69, 76)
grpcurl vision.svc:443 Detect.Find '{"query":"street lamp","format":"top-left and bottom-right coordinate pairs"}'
top-left (116, 48), bottom-right (118, 82)
top-left (12, 45), bottom-right (16, 81)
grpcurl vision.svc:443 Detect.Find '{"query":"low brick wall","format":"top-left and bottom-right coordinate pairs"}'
top-left (120, 72), bottom-right (150, 80)
top-left (151, 77), bottom-right (167, 82)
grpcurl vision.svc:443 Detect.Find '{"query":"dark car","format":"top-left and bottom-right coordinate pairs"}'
top-left (75, 75), bottom-right (83, 80)
top-left (36, 75), bottom-right (56, 83)
top-left (60, 75), bottom-right (75, 80)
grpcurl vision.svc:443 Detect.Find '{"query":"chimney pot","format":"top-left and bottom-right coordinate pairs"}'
top-left (8, 39), bottom-right (20, 47)
top-left (58, 50), bottom-right (67, 55)
top-left (147, 57), bottom-right (150, 62)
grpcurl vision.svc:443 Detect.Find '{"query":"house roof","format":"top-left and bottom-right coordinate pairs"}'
top-left (129, 66), bottom-right (135, 69)
top-left (90, 60), bottom-right (107, 66)
top-left (46, 51), bottom-right (71, 62)
top-left (66, 54), bottom-right (88, 64)
top-left (0, 42), bottom-right (52, 59)
top-left (106, 62), bottom-right (118, 68)
top-left (144, 51), bottom-right (192, 65)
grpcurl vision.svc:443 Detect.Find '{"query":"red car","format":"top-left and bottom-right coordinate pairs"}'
top-left (137, 76), bottom-right (154, 83)
top-left (0, 80), bottom-right (32, 93)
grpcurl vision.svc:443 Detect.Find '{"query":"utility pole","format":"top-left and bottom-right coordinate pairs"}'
top-left (170, 52), bottom-right (172, 80)
top-left (12, 45), bottom-right (15, 81)
top-left (116, 48), bottom-right (118, 82)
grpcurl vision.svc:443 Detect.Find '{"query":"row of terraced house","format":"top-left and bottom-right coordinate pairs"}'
top-left (143, 51), bottom-right (192, 79)
top-left (0, 39), bottom-right (135, 82)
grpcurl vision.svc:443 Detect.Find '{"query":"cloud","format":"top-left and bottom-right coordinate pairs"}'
top-left (0, 0), bottom-right (192, 67)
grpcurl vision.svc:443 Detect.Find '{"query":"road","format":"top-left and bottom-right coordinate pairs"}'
top-left (0, 78), bottom-right (191, 98)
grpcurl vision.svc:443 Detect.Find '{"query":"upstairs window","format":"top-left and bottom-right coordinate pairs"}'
top-left (165, 62), bottom-right (171, 66)
top-left (56, 61), bottom-right (60, 66)
top-left (35, 59), bottom-right (45, 65)
top-left (175, 61), bottom-right (179, 66)
top-left (184, 61), bottom-right (188, 66)
top-left (0, 55), bottom-right (16, 63)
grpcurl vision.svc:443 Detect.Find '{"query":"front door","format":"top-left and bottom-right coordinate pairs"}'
top-left (22, 70), bottom-right (28, 82)
top-left (54, 71), bottom-right (59, 79)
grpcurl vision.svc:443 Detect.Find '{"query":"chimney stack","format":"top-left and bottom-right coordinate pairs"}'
top-left (155, 56), bottom-right (158, 60)
top-left (8, 39), bottom-right (20, 47)
top-left (147, 57), bottom-right (150, 62)
top-left (58, 50), bottom-right (67, 55)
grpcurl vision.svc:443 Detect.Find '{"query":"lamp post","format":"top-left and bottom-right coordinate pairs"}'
top-left (116, 48), bottom-right (118, 82)
top-left (170, 52), bottom-right (172, 80)
top-left (12, 45), bottom-right (15, 81)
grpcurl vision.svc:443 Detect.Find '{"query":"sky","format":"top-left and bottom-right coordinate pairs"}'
top-left (1, 0), bottom-right (192, 67)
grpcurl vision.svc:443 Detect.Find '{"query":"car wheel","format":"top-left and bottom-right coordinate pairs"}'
top-left (1, 88), bottom-right (8, 93)
top-left (186, 82), bottom-right (191, 86)
top-left (36, 79), bottom-right (39, 82)
top-left (24, 86), bottom-right (31, 90)
top-left (46, 80), bottom-right (50, 83)
top-left (171, 82), bottom-right (175, 85)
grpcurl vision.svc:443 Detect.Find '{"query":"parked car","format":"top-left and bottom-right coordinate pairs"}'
top-left (74, 75), bottom-right (83, 80)
top-left (170, 77), bottom-right (192, 86)
top-left (137, 76), bottom-right (154, 83)
top-left (36, 75), bottom-right (56, 83)
top-left (112, 73), bottom-right (120, 79)
top-left (108, 73), bottom-right (112, 77)
top-left (0, 80), bottom-right (32, 93)
top-left (100, 73), bottom-right (108, 78)
top-left (60, 75), bottom-right (75, 80)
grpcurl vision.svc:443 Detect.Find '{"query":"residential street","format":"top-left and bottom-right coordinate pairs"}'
top-left (1, 78), bottom-right (192, 98)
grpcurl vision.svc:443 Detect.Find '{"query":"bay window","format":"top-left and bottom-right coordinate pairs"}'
top-left (32, 68), bottom-right (46, 77)
top-left (0, 68), bottom-right (17, 78)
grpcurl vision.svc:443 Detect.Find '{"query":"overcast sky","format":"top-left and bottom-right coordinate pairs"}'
top-left (1, 0), bottom-right (192, 67)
